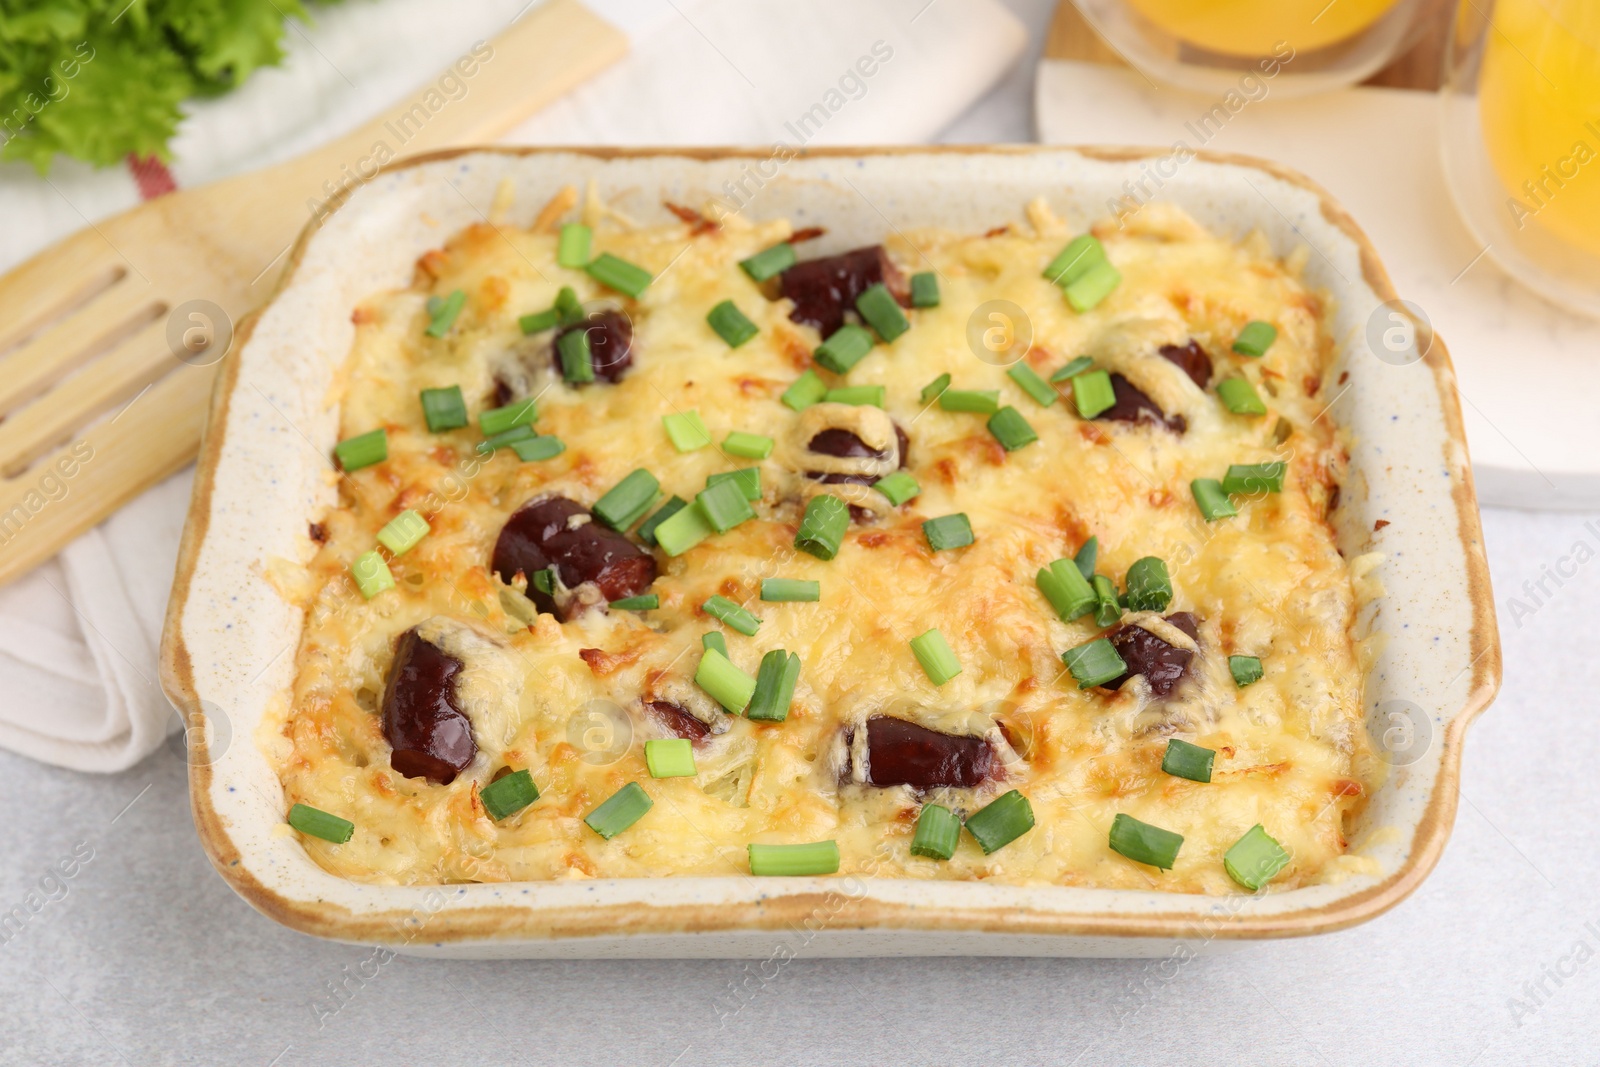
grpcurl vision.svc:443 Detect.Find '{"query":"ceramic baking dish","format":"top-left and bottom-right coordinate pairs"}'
top-left (159, 146), bottom-right (1500, 958)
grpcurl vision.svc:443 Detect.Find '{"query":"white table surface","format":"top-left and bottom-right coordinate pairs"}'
top-left (3, 3), bottom-right (1585, 1064)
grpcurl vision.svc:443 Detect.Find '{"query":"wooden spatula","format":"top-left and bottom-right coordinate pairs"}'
top-left (0, 0), bottom-right (627, 586)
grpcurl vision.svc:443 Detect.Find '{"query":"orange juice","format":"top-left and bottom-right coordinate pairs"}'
top-left (1479, 0), bottom-right (1600, 257)
top-left (1122, 0), bottom-right (1402, 55)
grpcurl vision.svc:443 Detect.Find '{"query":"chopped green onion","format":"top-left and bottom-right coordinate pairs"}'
top-left (695, 648), bottom-right (757, 713)
top-left (872, 471), bottom-right (920, 506)
top-left (1222, 462), bottom-right (1286, 495)
top-left (1050, 355), bottom-right (1094, 383)
top-left (288, 803), bottom-right (353, 843)
top-left (964, 790), bottom-right (1035, 854)
top-left (1064, 261), bottom-right (1121, 313)
top-left (511, 435), bottom-right (565, 462)
top-left (922, 513), bottom-right (974, 552)
top-left (420, 386), bottom-right (468, 432)
top-left (1092, 574), bottom-right (1121, 628)
top-left (910, 272), bottom-right (940, 308)
top-left (706, 467), bottom-right (761, 501)
top-left (585, 252), bottom-right (652, 298)
top-left (910, 628), bottom-right (962, 686)
top-left (1038, 559), bottom-right (1096, 621)
top-left (480, 398), bottom-right (537, 436)
top-left (654, 501), bottom-right (715, 557)
top-left (476, 424), bottom-right (538, 454)
top-left (795, 494), bottom-right (848, 560)
top-left (637, 496), bottom-right (688, 547)
top-left (696, 479), bottom-right (756, 533)
top-left (707, 300), bottom-right (760, 348)
top-left (919, 372), bottom-right (951, 403)
top-left (557, 223), bottom-right (591, 267)
top-left (644, 738), bottom-right (696, 779)
top-left (531, 567), bottom-right (555, 595)
top-left (663, 410), bottom-right (712, 452)
top-left (479, 770), bottom-right (540, 821)
top-left (425, 289), bottom-right (466, 337)
top-left (701, 631), bottom-right (728, 657)
top-left (610, 594), bottom-right (659, 611)
top-left (1232, 321), bottom-right (1278, 357)
top-left (1191, 478), bottom-right (1238, 521)
top-left (1218, 377), bottom-right (1267, 415)
top-left (939, 389), bottom-right (999, 414)
top-left (1124, 556), bottom-right (1172, 612)
top-left (1074, 536), bottom-right (1099, 580)
top-left (584, 782), bottom-right (653, 839)
top-left (746, 649), bottom-right (801, 722)
top-left (739, 242), bottom-right (795, 282)
top-left (702, 595), bottom-right (761, 636)
top-left (1062, 637), bottom-right (1126, 688)
top-left (334, 428), bottom-right (387, 472)
top-left (594, 469), bottom-right (661, 531)
top-left (1224, 824), bottom-right (1291, 890)
top-left (554, 285), bottom-right (584, 325)
top-left (350, 550), bottom-right (394, 599)
top-left (1007, 363), bottom-right (1057, 407)
top-left (910, 803), bottom-right (961, 860)
top-left (1162, 739), bottom-right (1215, 783)
top-left (1042, 234), bottom-right (1106, 287)
top-left (813, 324), bottom-right (874, 374)
top-left (1071, 369), bottom-right (1116, 419)
top-left (824, 385), bottom-right (885, 407)
top-left (761, 579), bottom-right (819, 602)
top-left (748, 840), bottom-right (839, 876)
top-left (1109, 813), bottom-right (1183, 870)
top-left (987, 406), bottom-right (1038, 451)
top-left (377, 510), bottom-right (429, 556)
top-left (557, 327), bottom-right (593, 383)
top-left (718, 431), bottom-right (773, 462)
top-left (782, 370), bottom-right (829, 411)
top-left (1229, 655), bottom-right (1264, 688)
top-left (519, 307), bottom-right (559, 334)
top-left (856, 283), bottom-right (910, 342)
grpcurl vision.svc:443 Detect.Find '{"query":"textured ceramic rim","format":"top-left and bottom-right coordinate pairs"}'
top-left (160, 145), bottom-right (1502, 947)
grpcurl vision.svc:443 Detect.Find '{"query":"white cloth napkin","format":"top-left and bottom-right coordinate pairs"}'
top-left (0, 0), bottom-right (1026, 772)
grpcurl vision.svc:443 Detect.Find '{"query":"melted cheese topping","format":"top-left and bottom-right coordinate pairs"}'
top-left (274, 196), bottom-right (1372, 893)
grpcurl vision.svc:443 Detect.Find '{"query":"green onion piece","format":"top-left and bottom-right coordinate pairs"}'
top-left (644, 738), bottom-right (696, 779)
top-left (610, 594), bottom-right (659, 611)
top-left (584, 782), bottom-right (653, 839)
top-left (964, 790), bottom-right (1035, 854)
top-left (519, 307), bottom-right (560, 334)
top-left (795, 494), bottom-right (849, 560)
top-left (511, 435), bottom-right (565, 462)
top-left (350, 550), bottom-right (394, 599)
top-left (761, 578), bottom-right (819, 602)
top-left (1092, 574), bottom-right (1121, 628)
top-left (1062, 637), bottom-right (1126, 688)
top-left (706, 467), bottom-right (761, 501)
top-left (377, 510), bottom-right (429, 556)
top-left (707, 299), bottom-right (760, 348)
top-left (722, 431), bottom-right (773, 459)
top-left (782, 370), bottom-right (829, 411)
top-left (479, 770), bottom-right (540, 821)
top-left (1049, 355), bottom-right (1094, 383)
top-left (558, 327), bottom-right (594, 383)
top-left (637, 496), bottom-right (688, 547)
top-left (1229, 655), bottom-right (1264, 688)
top-left (585, 252), bottom-right (652, 298)
top-left (1071, 369), bottom-right (1116, 419)
top-left (1232, 320), bottom-right (1278, 357)
top-left (425, 289), bottom-right (466, 337)
top-left (872, 470), bottom-right (920, 506)
top-left (695, 648), bottom-right (757, 713)
top-left (1224, 824), bottom-right (1291, 890)
top-left (696, 479), bottom-right (756, 533)
top-left (749, 840), bottom-right (839, 876)
top-left (701, 631), bottom-right (728, 657)
top-left (814, 324), bottom-right (874, 374)
top-left (1221, 462), bottom-right (1286, 495)
top-left (1109, 813), bottom-right (1183, 870)
top-left (1042, 234), bottom-right (1106, 287)
top-left (1038, 559), bottom-right (1096, 621)
top-left (1162, 739), bottom-right (1215, 783)
top-left (910, 272), bottom-right (940, 308)
top-left (856, 283), bottom-right (910, 342)
top-left (1074, 536), bottom-right (1099, 579)
top-left (1191, 478), bottom-right (1238, 521)
top-left (557, 223), bottom-right (591, 268)
top-left (1218, 377), bottom-right (1267, 415)
top-left (1007, 363), bottom-right (1058, 407)
top-left (746, 649), bottom-right (801, 722)
top-left (288, 803), bottom-right (354, 843)
top-left (702, 594), bottom-right (761, 636)
top-left (476, 424), bottom-right (538, 454)
top-left (939, 389), bottom-right (999, 414)
top-left (594, 469), bottom-right (662, 531)
top-left (531, 568), bottom-right (555, 595)
top-left (909, 628), bottom-right (962, 686)
top-left (480, 397), bottom-right (537, 436)
top-left (1064, 261), bottom-right (1122, 313)
top-left (554, 285), bottom-right (584, 325)
top-left (824, 385), bottom-right (885, 407)
top-left (654, 501), bottom-right (715, 557)
top-left (420, 386), bottom-right (468, 432)
top-left (920, 372), bottom-right (951, 403)
top-left (739, 242), bottom-right (795, 282)
top-left (910, 803), bottom-right (961, 860)
top-left (334, 428), bottom-right (387, 472)
top-left (663, 410), bottom-right (713, 452)
top-left (1124, 556), bottom-right (1172, 612)
top-left (987, 406), bottom-right (1038, 451)
top-left (922, 513), bottom-right (974, 552)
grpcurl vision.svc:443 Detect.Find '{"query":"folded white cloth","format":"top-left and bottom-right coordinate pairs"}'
top-left (0, 0), bottom-right (1026, 772)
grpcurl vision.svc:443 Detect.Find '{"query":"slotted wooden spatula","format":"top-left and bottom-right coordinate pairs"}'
top-left (0, 0), bottom-right (628, 586)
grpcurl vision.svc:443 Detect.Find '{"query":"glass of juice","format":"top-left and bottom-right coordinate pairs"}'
top-left (1070, 0), bottom-right (1439, 95)
top-left (1441, 0), bottom-right (1600, 318)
